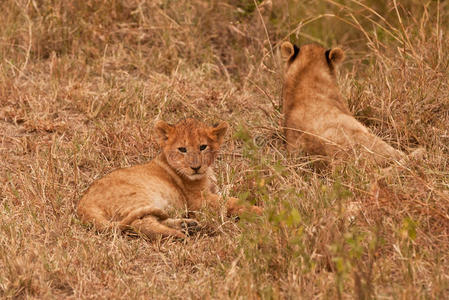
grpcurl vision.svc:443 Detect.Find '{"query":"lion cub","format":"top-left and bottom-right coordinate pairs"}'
top-left (280, 41), bottom-right (414, 165)
top-left (77, 118), bottom-right (261, 240)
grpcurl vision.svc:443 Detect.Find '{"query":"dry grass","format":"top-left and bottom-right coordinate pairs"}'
top-left (1, 0), bottom-right (448, 298)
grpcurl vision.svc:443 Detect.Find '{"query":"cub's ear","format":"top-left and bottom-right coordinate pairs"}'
top-left (280, 41), bottom-right (298, 61)
top-left (208, 121), bottom-right (228, 144)
top-left (326, 48), bottom-right (345, 66)
top-left (154, 120), bottom-right (174, 145)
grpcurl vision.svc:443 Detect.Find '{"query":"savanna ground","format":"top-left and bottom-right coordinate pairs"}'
top-left (1, 0), bottom-right (449, 298)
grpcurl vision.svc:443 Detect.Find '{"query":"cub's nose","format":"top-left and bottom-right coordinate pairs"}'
top-left (191, 166), bottom-right (201, 173)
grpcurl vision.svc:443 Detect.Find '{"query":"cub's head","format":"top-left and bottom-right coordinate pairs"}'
top-left (154, 118), bottom-right (228, 180)
top-left (280, 41), bottom-right (344, 80)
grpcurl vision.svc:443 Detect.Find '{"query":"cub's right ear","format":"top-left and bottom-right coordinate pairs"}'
top-left (280, 41), bottom-right (298, 61)
top-left (326, 48), bottom-right (345, 66)
top-left (154, 120), bottom-right (174, 145)
top-left (208, 121), bottom-right (228, 145)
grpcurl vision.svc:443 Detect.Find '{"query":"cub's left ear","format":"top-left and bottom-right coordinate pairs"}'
top-left (280, 41), bottom-right (298, 61)
top-left (326, 48), bottom-right (345, 66)
top-left (208, 121), bottom-right (228, 144)
top-left (154, 120), bottom-right (174, 146)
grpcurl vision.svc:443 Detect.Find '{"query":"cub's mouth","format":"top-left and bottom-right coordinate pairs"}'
top-left (189, 165), bottom-right (203, 176)
top-left (187, 172), bottom-right (205, 180)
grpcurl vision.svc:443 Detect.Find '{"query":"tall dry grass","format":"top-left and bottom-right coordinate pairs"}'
top-left (1, 0), bottom-right (448, 298)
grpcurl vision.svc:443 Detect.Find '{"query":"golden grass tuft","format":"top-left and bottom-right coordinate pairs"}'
top-left (1, 0), bottom-right (449, 298)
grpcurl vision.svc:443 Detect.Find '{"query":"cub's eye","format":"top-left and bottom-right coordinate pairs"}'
top-left (178, 147), bottom-right (187, 153)
top-left (199, 144), bottom-right (207, 151)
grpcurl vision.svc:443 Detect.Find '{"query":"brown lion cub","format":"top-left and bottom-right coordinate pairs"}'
top-left (280, 41), bottom-right (413, 165)
top-left (77, 118), bottom-right (262, 240)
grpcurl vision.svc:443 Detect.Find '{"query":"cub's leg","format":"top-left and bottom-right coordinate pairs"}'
top-left (357, 132), bottom-right (404, 165)
top-left (122, 207), bottom-right (199, 233)
top-left (379, 147), bottom-right (426, 178)
top-left (225, 197), bottom-right (263, 216)
top-left (78, 205), bottom-right (116, 232)
top-left (285, 127), bottom-right (303, 153)
top-left (128, 215), bottom-right (186, 240)
top-left (202, 193), bottom-right (263, 216)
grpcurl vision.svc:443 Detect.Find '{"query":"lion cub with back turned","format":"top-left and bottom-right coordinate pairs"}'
top-left (77, 118), bottom-right (261, 240)
top-left (280, 42), bottom-right (420, 165)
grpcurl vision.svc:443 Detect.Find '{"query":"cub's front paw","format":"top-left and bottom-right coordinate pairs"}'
top-left (162, 218), bottom-right (200, 235)
top-left (226, 197), bottom-right (263, 216)
top-left (180, 219), bottom-right (201, 235)
top-left (249, 205), bottom-right (263, 216)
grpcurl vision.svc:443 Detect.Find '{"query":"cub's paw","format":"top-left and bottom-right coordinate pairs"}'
top-left (227, 197), bottom-right (263, 217)
top-left (180, 219), bottom-right (200, 236)
top-left (408, 147), bottom-right (426, 160)
top-left (249, 205), bottom-right (263, 216)
top-left (162, 218), bottom-right (200, 236)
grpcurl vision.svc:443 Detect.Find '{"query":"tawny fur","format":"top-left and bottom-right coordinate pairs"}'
top-left (281, 42), bottom-right (412, 165)
top-left (77, 118), bottom-right (262, 240)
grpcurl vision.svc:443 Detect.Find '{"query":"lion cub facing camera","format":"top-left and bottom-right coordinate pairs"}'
top-left (280, 41), bottom-right (419, 165)
top-left (77, 118), bottom-right (262, 240)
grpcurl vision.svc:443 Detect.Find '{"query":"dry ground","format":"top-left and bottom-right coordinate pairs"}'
top-left (1, 0), bottom-right (449, 299)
